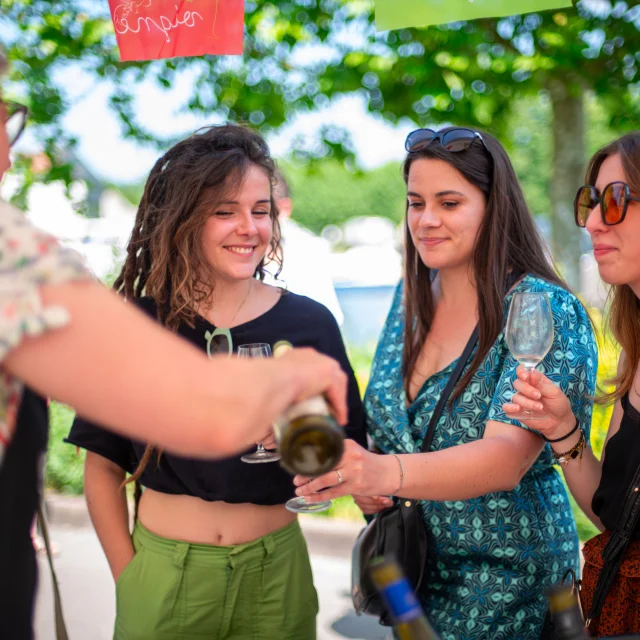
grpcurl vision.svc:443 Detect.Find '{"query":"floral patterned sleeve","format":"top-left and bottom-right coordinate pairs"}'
top-left (0, 200), bottom-right (92, 468)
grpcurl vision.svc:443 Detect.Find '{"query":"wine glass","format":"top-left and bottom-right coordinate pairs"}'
top-left (283, 431), bottom-right (336, 514)
top-left (505, 292), bottom-right (554, 420)
top-left (238, 343), bottom-right (281, 464)
top-left (286, 493), bottom-right (333, 514)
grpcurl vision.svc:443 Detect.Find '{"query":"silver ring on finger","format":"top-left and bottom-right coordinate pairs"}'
top-left (336, 469), bottom-right (344, 484)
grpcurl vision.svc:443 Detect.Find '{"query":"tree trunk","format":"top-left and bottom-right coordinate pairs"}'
top-left (549, 83), bottom-right (586, 290)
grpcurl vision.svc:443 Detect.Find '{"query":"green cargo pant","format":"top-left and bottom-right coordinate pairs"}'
top-left (114, 519), bottom-right (318, 640)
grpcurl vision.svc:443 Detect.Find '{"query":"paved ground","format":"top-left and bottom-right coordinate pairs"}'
top-left (34, 514), bottom-right (390, 640)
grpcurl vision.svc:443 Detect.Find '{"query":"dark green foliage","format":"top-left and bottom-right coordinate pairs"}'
top-left (46, 402), bottom-right (84, 495)
top-left (281, 160), bottom-right (406, 234)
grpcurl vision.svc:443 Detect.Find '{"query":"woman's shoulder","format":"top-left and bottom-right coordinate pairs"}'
top-left (123, 295), bottom-right (160, 321)
top-left (0, 199), bottom-right (87, 276)
top-left (274, 289), bottom-right (338, 325)
top-left (515, 274), bottom-right (594, 343)
top-left (131, 295), bottom-right (157, 314)
top-left (0, 198), bottom-right (31, 227)
top-left (515, 274), bottom-right (585, 309)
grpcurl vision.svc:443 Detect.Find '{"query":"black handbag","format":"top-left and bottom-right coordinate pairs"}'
top-left (351, 325), bottom-right (479, 624)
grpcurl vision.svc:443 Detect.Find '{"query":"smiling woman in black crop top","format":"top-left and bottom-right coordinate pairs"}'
top-left (502, 131), bottom-right (640, 636)
top-left (66, 125), bottom-right (366, 640)
top-left (69, 293), bottom-right (365, 507)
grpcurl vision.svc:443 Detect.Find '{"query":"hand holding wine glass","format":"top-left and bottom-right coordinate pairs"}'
top-left (293, 439), bottom-right (397, 506)
top-left (503, 365), bottom-right (577, 439)
top-left (505, 292), bottom-right (554, 420)
top-left (278, 386), bottom-right (345, 514)
top-left (239, 343), bottom-right (282, 464)
top-left (271, 341), bottom-right (345, 514)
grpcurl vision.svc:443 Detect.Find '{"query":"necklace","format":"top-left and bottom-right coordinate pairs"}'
top-left (226, 278), bottom-right (253, 328)
top-left (204, 279), bottom-right (253, 358)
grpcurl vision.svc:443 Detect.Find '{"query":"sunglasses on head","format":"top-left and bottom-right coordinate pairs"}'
top-left (574, 181), bottom-right (640, 228)
top-left (405, 127), bottom-right (490, 155)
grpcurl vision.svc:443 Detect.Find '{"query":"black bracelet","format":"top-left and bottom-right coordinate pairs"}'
top-left (543, 421), bottom-right (579, 443)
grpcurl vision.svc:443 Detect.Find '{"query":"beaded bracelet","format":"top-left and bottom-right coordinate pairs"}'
top-left (551, 430), bottom-right (586, 469)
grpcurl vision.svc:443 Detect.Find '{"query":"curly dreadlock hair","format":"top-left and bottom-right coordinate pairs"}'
top-left (114, 123), bottom-right (283, 331)
top-left (116, 124), bottom-right (283, 503)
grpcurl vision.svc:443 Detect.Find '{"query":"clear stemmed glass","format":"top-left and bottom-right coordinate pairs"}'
top-left (238, 344), bottom-right (281, 464)
top-left (505, 292), bottom-right (554, 420)
top-left (285, 459), bottom-right (334, 514)
top-left (285, 493), bottom-right (333, 514)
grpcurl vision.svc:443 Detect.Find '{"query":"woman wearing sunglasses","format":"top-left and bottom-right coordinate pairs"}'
top-left (503, 132), bottom-right (640, 636)
top-left (294, 126), bottom-right (597, 639)
top-left (0, 53), bottom-right (351, 639)
top-left (66, 124), bottom-right (366, 640)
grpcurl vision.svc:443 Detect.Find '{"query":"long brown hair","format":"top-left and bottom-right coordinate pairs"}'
top-left (116, 124), bottom-right (283, 497)
top-left (402, 127), bottom-right (567, 400)
top-left (586, 132), bottom-right (640, 404)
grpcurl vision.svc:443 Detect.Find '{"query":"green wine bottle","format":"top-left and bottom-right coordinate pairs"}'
top-left (546, 584), bottom-right (589, 640)
top-left (274, 397), bottom-right (345, 476)
top-left (272, 341), bottom-right (345, 476)
top-left (369, 556), bottom-right (442, 640)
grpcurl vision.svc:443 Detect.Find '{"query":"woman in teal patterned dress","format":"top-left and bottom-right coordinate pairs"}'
top-left (294, 127), bottom-right (597, 639)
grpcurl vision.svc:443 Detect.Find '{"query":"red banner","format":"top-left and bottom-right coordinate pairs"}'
top-left (109, 0), bottom-right (244, 61)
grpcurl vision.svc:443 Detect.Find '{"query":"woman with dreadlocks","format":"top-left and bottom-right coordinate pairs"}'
top-left (66, 124), bottom-right (366, 640)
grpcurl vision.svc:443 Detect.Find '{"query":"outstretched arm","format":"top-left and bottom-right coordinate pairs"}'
top-left (4, 281), bottom-right (348, 458)
top-left (294, 420), bottom-right (544, 503)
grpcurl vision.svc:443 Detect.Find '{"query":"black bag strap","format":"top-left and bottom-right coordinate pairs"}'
top-left (37, 502), bottom-right (69, 640)
top-left (420, 325), bottom-right (479, 454)
top-left (419, 269), bottom-right (523, 455)
top-left (587, 460), bottom-right (640, 624)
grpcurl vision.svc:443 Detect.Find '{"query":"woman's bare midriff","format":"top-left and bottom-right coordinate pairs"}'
top-left (138, 488), bottom-right (296, 546)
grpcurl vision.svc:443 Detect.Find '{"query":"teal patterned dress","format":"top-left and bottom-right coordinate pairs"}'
top-left (364, 275), bottom-right (597, 640)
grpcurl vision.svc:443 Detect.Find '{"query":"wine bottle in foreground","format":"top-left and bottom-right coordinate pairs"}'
top-left (369, 556), bottom-right (441, 640)
top-left (272, 341), bottom-right (345, 476)
top-left (546, 583), bottom-right (589, 640)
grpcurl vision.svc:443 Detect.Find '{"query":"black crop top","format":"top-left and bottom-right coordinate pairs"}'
top-left (66, 291), bottom-right (367, 506)
top-left (592, 392), bottom-right (640, 538)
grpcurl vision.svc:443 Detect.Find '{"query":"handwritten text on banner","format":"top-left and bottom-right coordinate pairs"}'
top-left (375, 0), bottom-right (573, 32)
top-left (109, 0), bottom-right (244, 61)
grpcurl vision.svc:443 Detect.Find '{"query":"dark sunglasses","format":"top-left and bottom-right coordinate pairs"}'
top-left (574, 181), bottom-right (640, 228)
top-left (2, 100), bottom-right (28, 146)
top-left (405, 127), bottom-right (490, 155)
